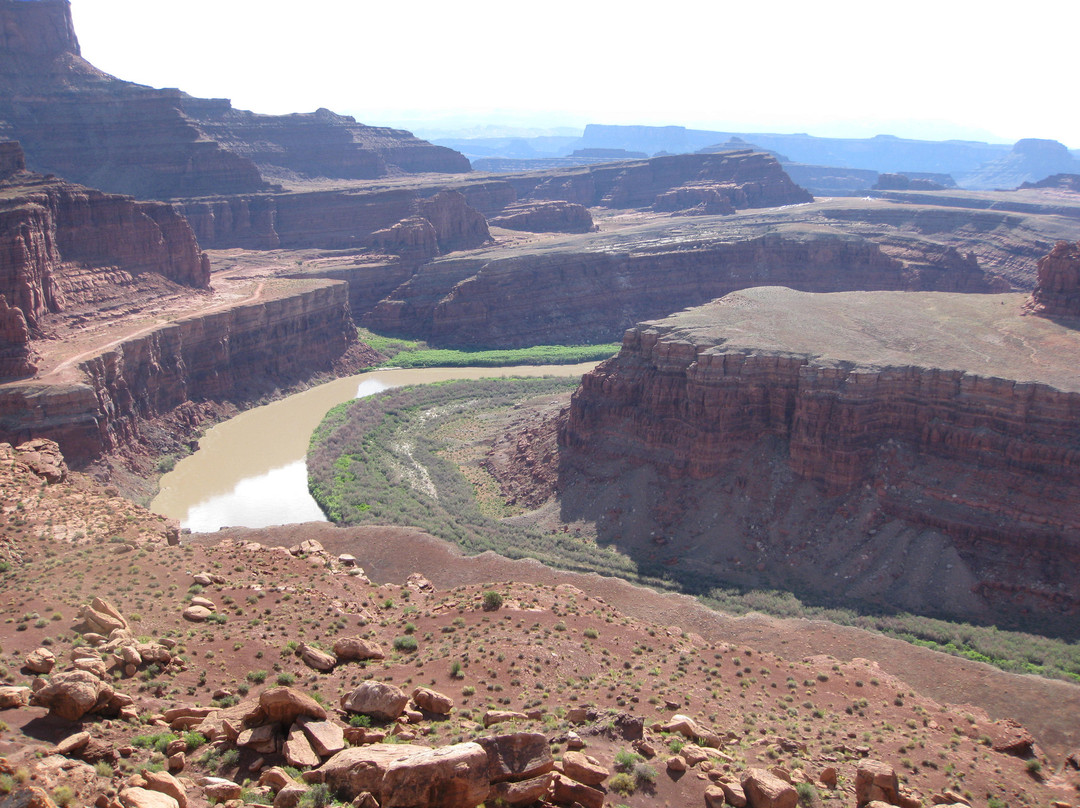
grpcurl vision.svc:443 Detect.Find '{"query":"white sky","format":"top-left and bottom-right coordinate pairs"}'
top-left (69, 0), bottom-right (1077, 147)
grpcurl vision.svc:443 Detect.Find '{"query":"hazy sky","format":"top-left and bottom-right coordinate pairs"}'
top-left (69, 0), bottom-right (1077, 146)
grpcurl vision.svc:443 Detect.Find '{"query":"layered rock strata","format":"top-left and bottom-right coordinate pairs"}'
top-left (0, 143), bottom-right (210, 364)
top-left (366, 233), bottom-right (992, 347)
top-left (560, 287), bottom-right (1080, 625)
top-left (176, 188), bottom-right (490, 255)
top-left (504, 149), bottom-right (813, 211)
top-left (0, 0), bottom-right (467, 200)
top-left (488, 201), bottom-right (596, 233)
top-left (1027, 240), bottom-right (1080, 318)
top-left (0, 279), bottom-right (356, 465)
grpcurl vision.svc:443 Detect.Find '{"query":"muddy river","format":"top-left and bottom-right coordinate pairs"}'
top-left (150, 363), bottom-right (597, 532)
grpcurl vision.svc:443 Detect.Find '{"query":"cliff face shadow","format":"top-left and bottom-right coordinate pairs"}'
top-left (554, 436), bottom-right (1080, 640)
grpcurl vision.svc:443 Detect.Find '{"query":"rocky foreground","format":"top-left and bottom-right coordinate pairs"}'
top-left (2, 442), bottom-right (1078, 808)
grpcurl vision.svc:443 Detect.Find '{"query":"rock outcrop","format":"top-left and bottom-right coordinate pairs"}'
top-left (366, 232), bottom-right (992, 347)
top-left (505, 149), bottom-right (813, 211)
top-left (1027, 240), bottom-right (1080, 318)
top-left (0, 143), bottom-right (210, 331)
top-left (559, 287), bottom-right (1080, 626)
top-left (488, 201), bottom-right (595, 233)
top-left (0, 0), bottom-right (468, 200)
top-left (0, 279), bottom-right (357, 465)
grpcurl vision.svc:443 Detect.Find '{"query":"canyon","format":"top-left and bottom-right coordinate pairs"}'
top-left (556, 265), bottom-right (1080, 631)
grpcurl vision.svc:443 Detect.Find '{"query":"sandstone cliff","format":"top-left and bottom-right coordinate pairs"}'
top-left (0, 279), bottom-right (357, 465)
top-left (1027, 240), bottom-right (1080, 318)
top-left (504, 150), bottom-right (813, 212)
top-left (559, 288), bottom-right (1080, 628)
top-left (488, 201), bottom-right (596, 233)
top-left (0, 144), bottom-right (210, 332)
top-left (366, 232), bottom-right (992, 347)
top-left (0, 0), bottom-right (468, 200)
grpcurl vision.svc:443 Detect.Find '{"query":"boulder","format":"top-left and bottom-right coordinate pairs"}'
top-left (260, 686), bottom-right (328, 725)
top-left (81, 597), bottom-right (127, 634)
top-left (238, 724), bottom-right (282, 755)
top-left (667, 755), bottom-right (687, 772)
top-left (284, 724), bottom-right (321, 769)
top-left (560, 751), bottom-right (609, 786)
top-left (855, 761), bottom-right (900, 807)
top-left (0, 686), bottom-right (31, 709)
top-left (29, 670), bottom-right (112, 721)
top-left (298, 716), bottom-right (345, 757)
top-left (298, 644), bottom-right (337, 672)
top-left (483, 710), bottom-right (527, 728)
top-left (55, 731), bottom-right (91, 755)
top-left (24, 648), bottom-right (55, 674)
top-left (487, 773), bottom-right (555, 807)
top-left (181, 606), bottom-right (212, 622)
top-left (14, 439), bottom-right (67, 483)
top-left (273, 783), bottom-right (307, 808)
top-left (118, 788), bottom-right (179, 808)
top-left (550, 773), bottom-right (604, 808)
top-left (142, 771), bottom-right (187, 808)
top-left (200, 779), bottom-right (242, 803)
top-left (411, 686), bottom-right (454, 715)
top-left (476, 732), bottom-right (554, 783)
top-left (333, 637), bottom-right (386, 662)
top-left (317, 744), bottom-right (430, 799)
top-left (719, 780), bottom-right (748, 808)
top-left (741, 768), bottom-right (797, 808)
top-left (258, 767), bottom-right (300, 792)
top-left (0, 787), bottom-right (59, 808)
top-left (660, 714), bottom-right (721, 747)
top-left (380, 742), bottom-right (490, 808)
top-left (341, 681), bottom-right (408, 721)
top-left (72, 656), bottom-right (109, 678)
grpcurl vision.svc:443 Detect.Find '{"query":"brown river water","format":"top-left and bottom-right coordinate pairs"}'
top-left (150, 363), bottom-right (598, 532)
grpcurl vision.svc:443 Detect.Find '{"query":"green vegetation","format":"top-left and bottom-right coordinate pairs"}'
top-left (358, 326), bottom-right (618, 369)
top-left (702, 586), bottom-right (1080, 684)
top-left (482, 590), bottom-right (504, 611)
top-left (393, 635), bottom-right (418, 653)
top-left (308, 378), bottom-right (639, 578)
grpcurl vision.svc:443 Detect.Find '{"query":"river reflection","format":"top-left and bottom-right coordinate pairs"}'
top-left (150, 363), bottom-right (598, 532)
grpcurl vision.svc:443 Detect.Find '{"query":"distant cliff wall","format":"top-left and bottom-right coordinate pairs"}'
top-left (366, 233), bottom-right (991, 347)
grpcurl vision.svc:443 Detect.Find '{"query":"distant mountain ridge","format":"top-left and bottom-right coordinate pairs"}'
top-left (0, 0), bottom-right (469, 199)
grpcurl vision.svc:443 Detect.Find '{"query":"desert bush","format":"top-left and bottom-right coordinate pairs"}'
top-left (482, 591), bottom-right (504, 611)
top-left (393, 635), bottom-right (418, 654)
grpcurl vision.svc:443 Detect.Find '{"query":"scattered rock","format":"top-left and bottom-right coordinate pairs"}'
top-left (181, 606), bottom-right (212, 622)
top-left (742, 768), bottom-right (797, 808)
top-left (550, 772), bottom-right (604, 808)
top-left (855, 761), bottom-right (900, 807)
top-left (487, 773), bottom-right (555, 807)
top-left (667, 755), bottom-right (687, 772)
top-left (298, 643), bottom-right (337, 672)
top-left (341, 681), bottom-right (408, 721)
top-left (560, 751), bottom-right (609, 786)
top-left (298, 716), bottom-right (346, 757)
top-left (284, 723), bottom-right (321, 768)
top-left (142, 771), bottom-right (187, 808)
top-left (333, 637), bottom-right (386, 663)
top-left (24, 648), bottom-right (55, 674)
top-left (380, 742), bottom-right (490, 808)
top-left (477, 732), bottom-right (554, 783)
top-left (317, 744), bottom-right (431, 799)
top-left (260, 686), bottom-right (328, 725)
top-left (411, 686), bottom-right (454, 715)
top-left (29, 670), bottom-right (112, 721)
top-left (55, 731), bottom-right (91, 755)
top-left (118, 787), bottom-right (179, 808)
top-left (0, 686), bottom-right (31, 709)
top-left (483, 710), bottom-right (527, 728)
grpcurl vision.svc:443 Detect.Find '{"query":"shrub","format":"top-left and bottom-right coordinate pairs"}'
top-left (633, 761), bottom-right (657, 785)
top-left (299, 783), bottom-right (333, 808)
top-left (246, 669), bottom-right (268, 683)
top-left (608, 772), bottom-right (636, 796)
top-left (393, 635), bottom-right (418, 654)
top-left (276, 672), bottom-right (296, 686)
top-left (796, 782), bottom-right (819, 806)
top-left (52, 787), bottom-right (74, 808)
top-left (482, 591), bottom-right (504, 611)
top-left (449, 660), bottom-right (464, 679)
top-left (348, 714), bottom-right (372, 728)
top-left (614, 749), bottom-right (641, 771)
top-left (182, 731), bottom-right (207, 750)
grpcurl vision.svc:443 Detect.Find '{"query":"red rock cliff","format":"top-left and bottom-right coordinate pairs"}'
top-left (1027, 240), bottom-right (1080, 318)
top-left (367, 232), bottom-right (991, 347)
top-left (0, 279), bottom-right (357, 464)
top-left (559, 289), bottom-right (1080, 626)
top-left (0, 151), bottom-right (210, 330)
